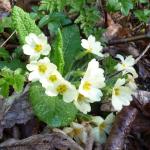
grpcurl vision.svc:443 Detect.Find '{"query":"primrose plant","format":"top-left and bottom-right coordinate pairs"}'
top-left (11, 6), bottom-right (138, 145)
top-left (23, 32), bottom-right (138, 113)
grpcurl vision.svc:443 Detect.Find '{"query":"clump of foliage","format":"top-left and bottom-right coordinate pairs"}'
top-left (33, 0), bottom-right (102, 38)
top-left (106, 0), bottom-right (150, 22)
top-left (0, 67), bottom-right (25, 97)
top-left (0, 0), bottom-right (149, 146)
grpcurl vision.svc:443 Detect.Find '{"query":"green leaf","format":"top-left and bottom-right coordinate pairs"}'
top-left (0, 81), bottom-right (9, 97)
top-left (0, 48), bottom-right (10, 60)
top-left (118, 0), bottom-right (133, 16)
top-left (107, 0), bottom-right (133, 16)
top-left (0, 17), bottom-right (12, 33)
top-left (29, 82), bottom-right (78, 127)
top-left (39, 0), bottom-right (67, 12)
top-left (134, 9), bottom-right (150, 23)
top-left (106, 0), bottom-right (121, 12)
top-left (38, 12), bottom-right (71, 36)
top-left (12, 6), bottom-right (41, 44)
top-left (62, 25), bottom-right (82, 75)
top-left (51, 29), bottom-right (64, 73)
top-left (75, 7), bottom-right (101, 37)
top-left (13, 70), bottom-right (25, 93)
top-left (102, 56), bottom-right (118, 75)
top-left (0, 59), bottom-right (25, 70)
top-left (0, 68), bottom-right (25, 97)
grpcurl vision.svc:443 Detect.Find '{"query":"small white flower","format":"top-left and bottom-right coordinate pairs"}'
top-left (27, 57), bottom-right (57, 82)
top-left (41, 70), bottom-right (63, 88)
top-left (92, 113), bottom-right (115, 144)
top-left (115, 54), bottom-right (138, 78)
top-left (63, 122), bottom-right (88, 144)
top-left (81, 35), bottom-right (103, 57)
top-left (126, 74), bottom-right (137, 91)
top-left (23, 33), bottom-right (51, 61)
top-left (45, 79), bottom-right (77, 103)
top-left (79, 59), bottom-right (105, 102)
top-left (112, 78), bottom-right (133, 111)
top-left (74, 92), bottom-right (93, 114)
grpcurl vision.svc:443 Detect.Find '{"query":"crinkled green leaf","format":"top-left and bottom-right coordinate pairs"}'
top-left (0, 68), bottom-right (25, 97)
top-left (29, 82), bottom-right (78, 127)
top-left (62, 25), bottom-right (82, 75)
top-left (51, 29), bottom-right (64, 73)
top-left (12, 6), bottom-right (41, 44)
top-left (13, 70), bottom-right (25, 93)
top-left (0, 81), bottom-right (9, 97)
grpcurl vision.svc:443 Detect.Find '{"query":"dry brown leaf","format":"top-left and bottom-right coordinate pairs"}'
top-left (0, 85), bottom-right (33, 139)
top-left (0, 0), bottom-right (11, 11)
top-left (0, 132), bottom-right (83, 150)
top-left (104, 106), bottom-right (138, 150)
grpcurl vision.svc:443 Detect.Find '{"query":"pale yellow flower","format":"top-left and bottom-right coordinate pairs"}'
top-left (126, 74), bottom-right (137, 91)
top-left (45, 79), bottom-right (77, 103)
top-left (115, 54), bottom-right (138, 78)
top-left (63, 122), bottom-right (88, 144)
top-left (79, 59), bottom-right (105, 102)
top-left (81, 35), bottom-right (103, 57)
top-left (27, 57), bottom-right (57, 82)
top-left (92, 113), bottom-right (115, 144)
top-left (23, 33), bottom-right (51, 61)
top-left (112, 78), bottom-right (133, 111)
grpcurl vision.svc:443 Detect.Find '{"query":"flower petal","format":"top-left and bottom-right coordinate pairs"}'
top-left (116, 54), bottom-right (124, 62)
top-left (74, 99), bottom-right (91, 114)
top-left (81, 39), bottom-right (90, 50)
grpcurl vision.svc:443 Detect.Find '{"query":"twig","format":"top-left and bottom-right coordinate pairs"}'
top-left (96, 0), bottom-right (107, 27)
top-left (104, 106), bottom-right (138, 150)
top-left (0, 30), bottom-right (16, 48)
top-left (132, 23), bottom-right (144, 32)
top-left (85, 127), bottom-right (94, 150)
top-left (135, 43), bottom-right (150, 63)
top-left (108, 33), bottom-right (150, 45)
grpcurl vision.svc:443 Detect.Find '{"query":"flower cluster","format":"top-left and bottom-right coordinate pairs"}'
top-left (74, 59), bottom-right (105, 114)
top-left (23, 33), bottom-right (138, 145)
top-left (23, 33), bottom-right (138, 113)
top-left (112, 54), bottom-right (138, 111)
top-left (23, 33), bottom-right (106, 114)
top-left (63, 113), bottom-right (115, 144)
top-left (23, 33), bottom-right (77, 103)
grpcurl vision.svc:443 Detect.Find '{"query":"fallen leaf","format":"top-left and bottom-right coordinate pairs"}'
top-left (104, 106), bottom-right (138, 150)
top-left (0, 85), bottom-right (33, 139)
top-left (0, 132), bottom-right (83, 150)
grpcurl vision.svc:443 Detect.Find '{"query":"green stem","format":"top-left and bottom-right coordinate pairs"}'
top-left (75, 51), bottom-right (89, 61)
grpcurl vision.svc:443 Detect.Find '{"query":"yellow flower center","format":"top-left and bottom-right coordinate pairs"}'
top-left (83, 81), bottom-right (91, 91)
top-left (77, 94), bottom-right (85, 102)
top-left (73, 128), bottom-right (82, 136)
top-left (56, 84), bottom-right (67, 94)
top-left (114, 88), bottom-right (120, 96)
top-left (99, 122), bottom-right (106, 132)
top-left (34, 44), bottom-right (43, 52)
top-left (48, 75), bottom-right (57, 83)
top-left (122, 63), bottom-right (126, 68)
top-left (38, 64), bottom-right (47, 74)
